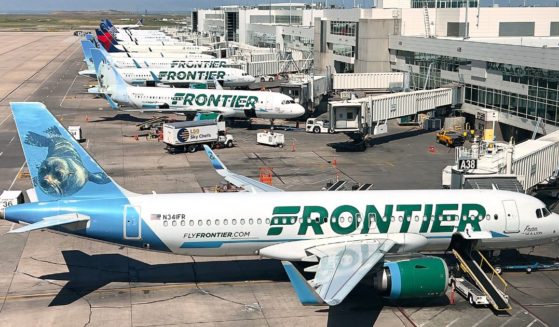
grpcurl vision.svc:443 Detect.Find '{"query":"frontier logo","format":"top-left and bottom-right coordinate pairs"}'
top-left (267, 203), bottom-right (487, 236)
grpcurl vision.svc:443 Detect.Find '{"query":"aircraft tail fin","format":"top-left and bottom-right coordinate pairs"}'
top-left (10, 102), bottom-right (128, 201)
top-left (91, 49), bottom-right (127, 88)
top-left (80, 40), bottom-right (95, 69)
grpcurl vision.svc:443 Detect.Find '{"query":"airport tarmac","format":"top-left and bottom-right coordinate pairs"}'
top-left (0, 32), bottom-right (557, 326)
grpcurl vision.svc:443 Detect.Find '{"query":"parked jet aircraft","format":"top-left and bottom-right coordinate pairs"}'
top-left (91, 49), bottom-right (304, 119)
top-left (117, 66), bottom-right (255, 88)
top-left (79, 40), bottom-right (217, 79)
top-left (100, 21), bottom-right (192, 46)
top-left (106, 18), bottom-right (144, 30)
top-left (96, 29), bottom-right (211, 54)
top-left (4, 101), bottom-right (559, 306)
top-left (83, 36), bottom-right (214, 59)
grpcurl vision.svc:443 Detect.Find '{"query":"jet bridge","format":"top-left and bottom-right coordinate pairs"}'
top-left (328, 88), bottom-right (453, 140)
top-left (444, 129), bottom-right (559, 191)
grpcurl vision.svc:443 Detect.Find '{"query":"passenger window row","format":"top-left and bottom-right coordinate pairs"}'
top-left (159, 214), bottom-right (501, 227)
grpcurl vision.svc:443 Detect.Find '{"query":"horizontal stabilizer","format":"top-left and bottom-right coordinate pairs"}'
top-left (202, 145), bottom-right (282, 192)
top-left (9, 213), bottom-right (89, 233)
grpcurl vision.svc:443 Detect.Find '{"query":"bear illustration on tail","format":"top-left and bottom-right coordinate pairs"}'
top-left (24, 126), bottom-right (110, 197)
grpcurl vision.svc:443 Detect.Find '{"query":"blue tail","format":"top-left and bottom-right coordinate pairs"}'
top-left (91, 49), bottom-right (125, 87)
top-left (80, 40), bottom-right (95, 69)
top-left (90, 48), bottom-right (106, 74)
top-left (10, 102), bottom-right (127, 201)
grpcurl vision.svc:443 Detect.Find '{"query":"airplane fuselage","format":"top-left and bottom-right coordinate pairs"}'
top-left (118, 67), bottom-right (255, 87)
top-left (5, 190), bottom-right (557, 259)
top-left (112, 85), bottom-right (305, 119)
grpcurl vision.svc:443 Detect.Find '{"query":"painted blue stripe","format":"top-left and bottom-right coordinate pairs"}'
top-left (181, 241), bottom-right (223, 248)
top-left (490, 231), bottom-right (509, 238)
top-left (180, 238), bottom-right (300, 249)
top-left (385, 262), bottom-right (402, 300)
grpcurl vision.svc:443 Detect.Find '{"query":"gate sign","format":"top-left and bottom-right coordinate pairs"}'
top-left (458, 158), bottom-right (477, 170)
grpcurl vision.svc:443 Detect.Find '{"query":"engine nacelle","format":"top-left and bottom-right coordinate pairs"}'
top-left (373, 256), bottom-right (448, 300)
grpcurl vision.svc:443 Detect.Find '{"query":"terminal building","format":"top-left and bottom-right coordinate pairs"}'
top-left (192, 2), bottom-right (559, 138)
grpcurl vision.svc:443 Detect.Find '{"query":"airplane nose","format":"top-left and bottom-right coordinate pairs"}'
top-left (292, 104), bottom-right (306, 117)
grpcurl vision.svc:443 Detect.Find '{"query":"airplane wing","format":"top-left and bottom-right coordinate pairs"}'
top-left (202, 145), bottom-right (282, 192)
top-left (260, 236), bottom-right (399, 305)
top-left (9, 213), bottom-right (90, 234)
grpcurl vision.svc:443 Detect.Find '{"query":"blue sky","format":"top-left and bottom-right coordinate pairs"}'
top-left (0, 0), bottom-right (556, 13)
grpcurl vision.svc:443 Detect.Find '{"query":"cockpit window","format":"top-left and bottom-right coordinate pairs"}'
top-left (543, 208), bottom-right (551, 217)
top-left (536, 209), bottom-right (542, 218)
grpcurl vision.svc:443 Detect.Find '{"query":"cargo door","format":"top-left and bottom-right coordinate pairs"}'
top-left (124, 205), bottom-right (142, 239)
top-left (502, 200), bottom-right (520, 233)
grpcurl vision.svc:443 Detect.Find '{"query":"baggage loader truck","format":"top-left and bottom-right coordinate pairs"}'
top-left (163, 120), bottom-right (234, 153)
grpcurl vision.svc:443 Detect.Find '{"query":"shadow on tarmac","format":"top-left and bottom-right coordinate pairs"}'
top-left (40, 250), bottom-right (450, 326)
top-left (89, 114), bottom-right (154, 123)
top-left (328, 128), bottom-right (433, 152)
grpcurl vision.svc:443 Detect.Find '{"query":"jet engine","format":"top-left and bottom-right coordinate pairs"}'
top-left (373, 256), bottom-right (448, 300)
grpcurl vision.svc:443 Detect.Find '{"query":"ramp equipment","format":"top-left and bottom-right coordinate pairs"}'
top-left (327, 180), bottom-right (347, 191)
top-left (137, 116), bottom-right (169, 130)
top-left (452, 247), bottom-right (511, 312)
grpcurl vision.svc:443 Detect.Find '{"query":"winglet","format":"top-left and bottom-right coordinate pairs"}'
top-left (202, 145), bottom-right (226, 171)
top-left (104, 94), bottom-right (119, 109)
top-left (149, 71), bottom-right (161, 83)
top-left (213, 77), bottom-right (223, 90)
top-left (132, 59), bottom-right (141, 68)
top-left (281, 261), bottom-right (324, 305)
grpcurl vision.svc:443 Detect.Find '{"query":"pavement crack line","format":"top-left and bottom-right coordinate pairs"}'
top-left (132, 291), bottom-right (197, 306)
top-left (13, 270), bottom-right (94, 327)
top-left (189, 256), bottom-right (259, 309)
top-left (0, 233), bottom-right (30, 314)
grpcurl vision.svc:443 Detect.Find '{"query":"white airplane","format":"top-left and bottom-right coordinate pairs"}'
top-left (91, 49), bottom-right (304, 119)
top-left (4, 101), bottom-right (559, 307)
top-left (104, 18), bottom-right (144, 30)
top-left (111, 57), bottom-right (236, 70)
top-left (95, 29), bottom-right (211, 54)
top-left (117, 67), bottom-right (255, 88)
top-left (100, 23), bottom-right (195, 46)
top-left (79, 40), bottom-right (217, 79)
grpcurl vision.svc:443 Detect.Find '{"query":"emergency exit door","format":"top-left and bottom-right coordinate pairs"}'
top-left (502, 200), bottom-right (520, 233)
top-left (124, 205), bottom-right (142, 239)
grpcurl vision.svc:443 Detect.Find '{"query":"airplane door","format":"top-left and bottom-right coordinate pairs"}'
top-left (502, 200), bottom-right (520, 233)
top-left (124, 205), bottom-right (142, 239)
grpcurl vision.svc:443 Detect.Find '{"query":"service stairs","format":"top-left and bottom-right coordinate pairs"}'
top-left (452, 247), bottom-right (511, 312)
